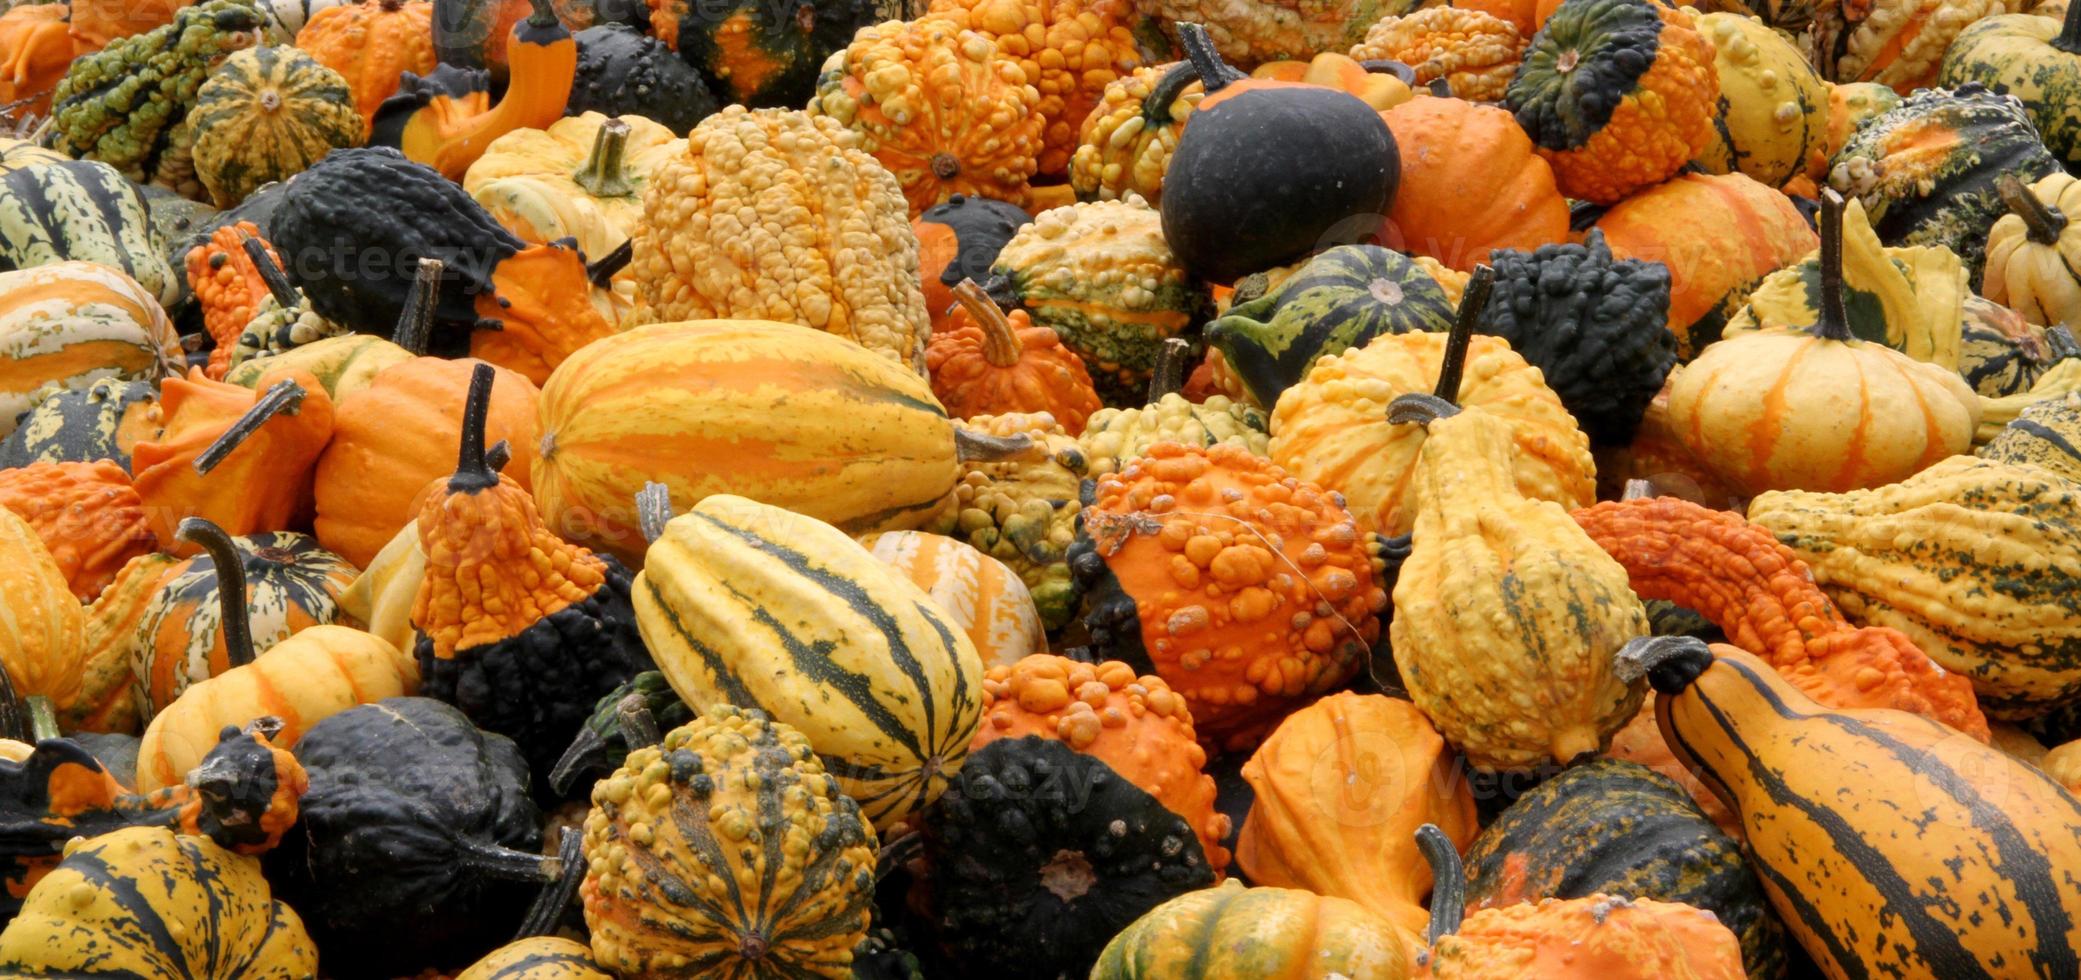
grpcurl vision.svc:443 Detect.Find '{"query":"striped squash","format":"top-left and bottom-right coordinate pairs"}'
top-left (72, 552), bottom-right (183, 735)
top-left (0, 507), bottom-right (86, 714)
top-left (0, 262), bottom-right (180, 440)
top-left (457, 938), bottom-right (610, 980)
top-left (1627, 638), bottom-right (2081, 979)
top-left (0, 139), bottom-right (67, 174)
top-left (221, 333), bottom-right (413, 401)
top-left (535, 320), bottom-right (967, 566)
top-left (190, 46), bottom-right (364, 209)
top-left (0, 161), bottom-right (180, 309)
top-left (0, 827), bottom-right (318, 976)
top-left (0, 377), bottom-right (161, 472)
top-left (862, 530), bottom-right (1044, 670)
top-left (633, 493), bottom-right (985, 831)
top-left (260, 0), bottom-right (348, 43)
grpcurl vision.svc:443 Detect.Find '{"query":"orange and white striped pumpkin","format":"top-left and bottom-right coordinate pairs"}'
top-left (0, 262), bottom-right (180, 438)
top-left (862, 530), bottom-right (1044, 670)
top-left (0, 507), bottom-right (85, 711)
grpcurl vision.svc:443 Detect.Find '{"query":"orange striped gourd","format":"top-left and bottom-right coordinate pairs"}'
top-left (861, 530), bottom-right (1043, 670)
top-left (0, 262), bottom-right (181, 439)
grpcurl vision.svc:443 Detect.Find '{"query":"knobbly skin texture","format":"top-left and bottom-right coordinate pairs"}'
top-left (1416, 895), bottom-right (1746, 979)
top-left (632, 106), bottom-right (931, 374)
top-left (933, 411), bottom-right (1086, 630)
top-left (924, 0), bottom-right (1144, 175)
top-left (1069, 63), bottom-right (1205, 205)
top-left (1080, 392), bottom-right (1269, 479)
top-left (1350, 7), bottom-right (1524, 102)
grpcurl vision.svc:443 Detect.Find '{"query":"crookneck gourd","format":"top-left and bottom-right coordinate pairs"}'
top-left (1070, 440), bottom-right (1384, 749)
top-left (369, 0), bottom-right (577, 181)
top-left (1571, 494), bottom-right (1988, 740)
top-left (1389, 388), bottom-right (1648, 771)
top-left (1747, 454), bottom-right (2081, 718)
top-left (1621, 637), bottom-right (2081, 978)
top-left (633, 492), bottom-right (984, 831)
top-left (580, 706), bottom-right (877, 978)
top-left (411, 363), bottom-right (649, 782)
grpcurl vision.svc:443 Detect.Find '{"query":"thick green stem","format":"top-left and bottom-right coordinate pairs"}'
top-left (392, 257), bottom-right (443, 355)
top-left (176, 518), bottom-right (257, 669)
top-left (1811, 190), bottom-right (1851, 343)
top-left (194, 379), bottom-right (306, 474)
top-left (572, 119), bottom-right (635, 198)
top-left (238, 235), bottom-right (300, 309)
top-left (448, 362), bottom-right (499, 493)
top-left (1998, 173), bottom-right (2067, 246)
top-left (547, 729), bottom-right (607, 796)
top-left (1417, 823), bottom-right (1464, 944)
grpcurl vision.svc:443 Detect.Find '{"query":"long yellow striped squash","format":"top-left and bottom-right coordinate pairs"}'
top-left (633, 493), bottom-right (984, 831)
top-left (1626, 637), bottom-right (2081, 979)
top-left (533, 320), bottom-right (963, 566)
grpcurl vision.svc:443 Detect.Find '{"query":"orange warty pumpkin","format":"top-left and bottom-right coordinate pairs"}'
top-left (1380, 96), bottom-right (1570, 272)
top-left (973, 654), bottom-right (1232, 873)
top-left (184, 224), bottom-right (282, 380)
top-left (296, 0), bottom-right (438, 133)
top-left (131, 368), bottom-right (337, 555)
top-left (926, 280), bottom-right (1101, 433)
top-left (923, 0), bottom-right (1144, 177)
top-left (0, 460), bottom-right (154, 601)
top-left (1349, 7), bottom-right (1525, 101)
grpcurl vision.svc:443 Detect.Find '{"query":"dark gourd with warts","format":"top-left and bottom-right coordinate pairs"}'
top-left (268, 696), bottom-right (557, 977)
top-left (412, 363), bottom-right (649, 786)
top-left (1939, 2), bottom-right (2081, 166)
top-left (565, 25), bottom-right (715, 135)
top-left (1158, 23), bottom-right (1398, 284)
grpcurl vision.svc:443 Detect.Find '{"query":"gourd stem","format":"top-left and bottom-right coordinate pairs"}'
top-left (877, 830), bottom-right (922, 883)
top-left (617, 694), bottom-right (660, 749)
top-left (513, 828), bottom-right (585, 939)
top-left (547, 729), bottom-right (607, 796)
top-left (194, 379), bottom-right (306, 475)
top-left (2057, 0), bottom-right (2081, 55)
top-left (1416, 823), bottom-right (1464, 944)
top-left (1997, 173), bottom-right (2067, 246)
top-left (525, 0), bottom-right (559, 28)
top-left (23, 697), bottom-right (55, 743)
top-left (1812, 190), bottom-right (1852, 343)
top-left (1429, 264), bottom-right (1494, 405)
top-left (1143, 61), bottom-right (1201, 126)
top-left (392, 257), bottom-right (444, 355)
top-left (1387, 392), bottom-right (1459, 426)
top-left (449, 363), bottom-right (500, 493)
top-left (636, 482), bottom-right (674, 544)
top-left (953, 279), bottom-right (1023, 368)
top-left (1358, 59), bottom-right (1417, 85)
top-left (238, 235), bottom-right (300, 309)
top-left (1148, 336), bottom-right (1192, 401)
top-left (176, 518), bottom-right (257, 669)
top-left (2047, 325), bottom-right (2081, 362)
top-left (1173, 23), bottom-right (1244, 95)
top-left (954, 427), bottom-right (1035, 462)
top-left (571, 120), bottom-right (634, 198)
top-left (587, 240), bottom-right (633, 286)
top-left (485, 439), bottom-right (512, 474)
top-left (456, 833), bottom-right (562, 883)
top-left (1621, 478), bottom-right (1656, 501)
top-left (1612, 635), bottom-right (1715, 696)
top-left (0, 667), bottom-right (25, 743)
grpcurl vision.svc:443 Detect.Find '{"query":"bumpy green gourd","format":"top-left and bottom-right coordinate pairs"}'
top-left (932, 411), bottom-right (1086, 631)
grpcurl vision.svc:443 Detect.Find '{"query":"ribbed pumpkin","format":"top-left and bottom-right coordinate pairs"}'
top-left (805, 18), bottom-right (1042, 215)
top-left (1091, 879), bottom-right (1415, 979)
top-left (534, 320), bottom-right (978, 567)
top-left (129, 368), bottom-right (336, 551)
top-left (1349, 7), bottom-right (1524, 100)
top-left (1236, 692), bottom-right (1479, 940)
top-left (1072, 441), bottom-right (1384, 748)
top-left (190, 46), bottom-right (363, 209)
top-left (313, 356), bottom-right (538, 569)
top-left (972, 655), bottom-right (1230, 872)
top-left (1460, 759), bottom-right (1786, 978)
top-left (1377, 96), bottom-right (1570, 274)
top-left (294, 0), bottom-right (437, 132)
top-left (0, 507), bottom-right (86, 714)
top-left (582, 711), bottom-right (882, 980)
top-left (1624, 637), bottom-right (2081, 978)
top-left (925, 280), bottom-right (1102, 434)
top-left (1268, 276), bottom-right (1594, 538)
top-left (462, 112), bottom-right (683, 253)
top-left (0, 377), bottom-right (160, 473)
top-left (1984, 171), bottom-right (2081, 328)
top-left (1690, 12), bottom-right (1824, 187)
top-left (1504, 0), bottom-right (1718, 204)
top-left (862, 530), bottom-right (1045, 670)
top-left (0, 460), bottom-right (154, 601)
top-left (633, 493), bottom-right (984, 831)
top-left (0, 262), bottom-right (181, 440)
top-left (923, 0), bottom-right (1144, 176)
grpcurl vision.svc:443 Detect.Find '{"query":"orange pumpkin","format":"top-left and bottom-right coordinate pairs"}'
top-left (67, 0), bottom-right (182, 49)
top-left (1380, 97), bottom-right (1570, 272)
top-left (184, 224), bottom-right (282, 380)
top-left (296, 0), bottom-right (438, 133)
top-left (0, 4), bottom-right (82, 119)
top-left (923, 0), bottom-right (1145, 177)
top-left (130, 368), bottom-right (336, 555)
top-left (925, 280), bottom-right (1101, 433)
top-left (0, 461), bottom-right (154, 601)
top-left (972, 655), bottom-right (1231, 873)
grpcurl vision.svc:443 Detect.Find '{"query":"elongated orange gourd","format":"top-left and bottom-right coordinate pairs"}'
top-left (370, 0), bottom-right (576, 180)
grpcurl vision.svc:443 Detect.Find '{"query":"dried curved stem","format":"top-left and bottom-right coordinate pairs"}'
top-left (1417, 823), bottom-right (1464, 944)
top-left (1811, 190), bottom-right (1851, 343)
top-left (176, 518), bottom-right (256, 668)
top-left (194, 379), bottom-right (306, 475)
top-left (238, 234), bottom-right (300, 309)
top-left (1612, 635), bottom-right (1716, 696)
top-left (1430, 264), bottom-right (1495, 404)
top-left (448, 363), bottom-right (499, 493)
top-left (953, 279), bottom-right (1023, 368)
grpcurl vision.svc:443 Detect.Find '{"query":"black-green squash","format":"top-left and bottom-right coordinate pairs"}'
top-left (0, 159), bottom-right (179, 310)
top-left (649, 0), bottom-right (879, 107)
top-left (190, 45), bottom-right (364, 209)
top-left (544, 669), bottom-right (691, 797)
top-left (1958, 295), bottom-right (2051, 397)
top-left (1204, 244), bottom-right (1456, 410)
top-left (0, 377), bottom-right (160, 472)
top-left (567, 24), bottom-right (716, 136)
top-left (1157, 23), bottom-right (1399, 284)
top-left (1938, 2), bottom-right (2081, 167)
top-left (1827, 83), bottom-right (2061, 289)
top-left (1474, 229), bottom-right (1676, 447)
top-left (911, 736), bottom-right (1217, 980)
top-left (267, 696), bottom-right (553, 977)
top-left (1979, 387), bottom-right (2081, 483)
top-left (1461, 757), bottom-right (1787, 979)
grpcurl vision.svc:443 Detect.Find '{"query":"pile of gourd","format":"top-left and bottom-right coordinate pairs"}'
top-left (4, 0), bottom-right (2081, 972)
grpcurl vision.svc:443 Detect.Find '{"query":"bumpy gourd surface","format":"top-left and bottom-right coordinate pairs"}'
top-left (1417, 894), bottom-right (1745, 979)
top-left (926, 0), bottom-right (1143, 175)
top-left (1081, 392), bottom-right (1268, 478)
top-left (1069, 63), bottom-right (1201, 204)
top-left (1350, 7), bottom-right (1524, 101)
top-left (937, 410), bottom-right (1085, 629)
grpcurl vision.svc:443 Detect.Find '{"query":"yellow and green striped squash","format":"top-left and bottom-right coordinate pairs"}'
top-left (0, 160), bottom-right (180, 308)
top-left (1938, 4), bottom-right (2081, 166)
top-left (190, 45), bottom-right (363, 209)
top-left (0, 261), bottom-right (181, 440)
top-left (221, 332), bottom-right (413, 401)
top-left (534, 319), bottom-right (965, 566)
top-left (457, 938), bottom-right (611, 980)
top-left (1691, 12), bottom-right (1825, 187)
top-left (1635, 640), bottom-right (2081, 979)
top-left (634, 493), bottom-right (984, 831)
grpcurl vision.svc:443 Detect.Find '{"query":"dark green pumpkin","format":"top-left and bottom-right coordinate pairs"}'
top-left (0, 378), bottom-right (160, 473)
top-left (1827, 83), bottom-right (2060, 290)
top-left (1957, 295), bottom-right (2050, 397)
top-left (912, 736), bottom-right (1216, 980)
top-left (1157, 24), bottom-right (1398, 284)
top-left (267, 696), bottom-right (548, 978)
top-left (567, 24), bottom-right (717, 136)
top-left (1938, 3), bottom-right (2081, 167)
top-left (1204, 244), bottom-right (1454, 409)
top-left (1461, 758), bottom-right (1787, 979)
top-left (651, 0), bottom-right (879, 107)
top-left (1475, 229), bottom-right (1675, 447)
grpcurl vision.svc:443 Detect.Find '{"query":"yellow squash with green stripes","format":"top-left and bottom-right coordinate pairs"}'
top-left (456, 938), bottom-right (611, 980)
top-left (633, 492), bottom-right (984, 831)
top-left (1624, 637), bottom-right (2081, 979)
